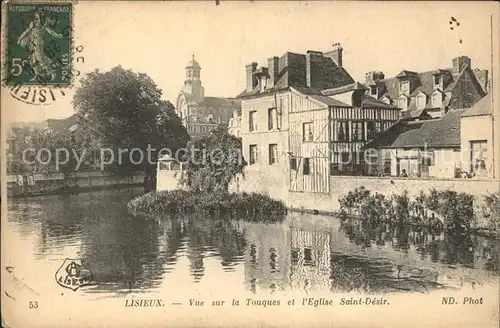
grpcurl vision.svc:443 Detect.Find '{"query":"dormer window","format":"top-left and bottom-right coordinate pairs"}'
top-left (370, 86), bottom-right (377, 97)
top-left (433, 75), bottom-right (442, 89)
top-left (416, 93), bottom-right (427, 110)
top-left (400, 81), bottom-right (410, 96)
top-left (432, 91), bottom-right (442, 108)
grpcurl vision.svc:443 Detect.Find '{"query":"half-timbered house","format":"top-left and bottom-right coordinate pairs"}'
top-left (236, 45), bottom-right (400, 195)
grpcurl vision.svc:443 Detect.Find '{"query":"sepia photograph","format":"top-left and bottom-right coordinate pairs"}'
top-left (1, 1), bottom-right (499, 327)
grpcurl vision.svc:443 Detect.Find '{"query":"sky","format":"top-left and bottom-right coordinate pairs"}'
top-left (1, 1), bottom-right (498, 124)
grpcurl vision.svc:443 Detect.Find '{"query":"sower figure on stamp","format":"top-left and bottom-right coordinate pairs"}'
top-left (17, 11), bottom-right (64, 82)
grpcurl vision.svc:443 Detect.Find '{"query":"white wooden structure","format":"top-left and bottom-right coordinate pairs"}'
top-left (156, 154), bottom-right (185, 191)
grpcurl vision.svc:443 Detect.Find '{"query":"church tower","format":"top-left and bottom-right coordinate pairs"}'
top-left (182, 55), bottom-right (204, 103)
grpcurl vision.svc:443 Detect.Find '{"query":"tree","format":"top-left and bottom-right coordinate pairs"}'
top-left (183, 125), bottom-right (246, 193)
top-left (73, 66), bottom-right (189, 184)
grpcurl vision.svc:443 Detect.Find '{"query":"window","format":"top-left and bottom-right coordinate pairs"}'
top-left (249, 145), bottom-right (258, 165)
top-left (434, 75), bottom-right (441, 87)
top-left (370, 85), bottom-right (377, 96)
top-left (366, 121), bottom-right (377, 140)
top-left (367, 121), bottom-right (382, 140)
top-left (432, 92), bottom-right (442, 108)
top-left (268, 144), bottom-right (278, 165)
top-left (303, 158), bottom-right (310, 175)
top-left (171, 162), bottom-right (180, 171)
top-left (416, 94), bottom-right (426, 110)
top-left (290, 157), bottom-right (297, 170)
top-left (303, 122), bottom-right (314, 142)
top-left (421, 150), bottom-right (434, 176)
top-left (352, 121), bottom-right (364, 141)
top-left (470, 141), bottom-right (488, 174)
top-left (331, 152), bottom-right (353, 175)
top-left (268, 108), bottom-right (276, 130)
top-left (336, 121), bottom-right (349, 142)
top-left (400, 81), bottom-right (410, 95)
top-left (249, 110), bottom-right (257, 132)
top-left (304, 248), bottom-right (313, 266)
top-left (159, 162), bottom-right (170, 171)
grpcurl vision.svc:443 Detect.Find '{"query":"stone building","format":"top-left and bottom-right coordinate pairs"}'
top-left (175, 55), bottom-right (241, 138)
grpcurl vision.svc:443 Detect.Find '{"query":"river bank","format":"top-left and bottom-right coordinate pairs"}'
top-left (7, 171), bottom-right (144, 197)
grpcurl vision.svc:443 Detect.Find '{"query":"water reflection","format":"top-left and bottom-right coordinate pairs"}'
top-left (339, 219), bottom-right (498, 272)
top-left (7, 188), bottom-right (499, 297)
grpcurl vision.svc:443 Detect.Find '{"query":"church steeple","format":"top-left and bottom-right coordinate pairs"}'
top-left (185, 54), bottom-right (201, 82)
top-left (183, 54), bottom-right (204, 102)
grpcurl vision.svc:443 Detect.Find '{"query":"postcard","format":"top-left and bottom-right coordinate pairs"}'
top-left (1, 1), bottom-right (499, 327)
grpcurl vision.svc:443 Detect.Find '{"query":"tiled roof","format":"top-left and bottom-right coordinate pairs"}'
top-left (46, 115), bottom-right (78, 132)
top-left (366, 109), bottom-right (466, 149)
top-left (395, 70), bottom-right (419, 78)
top-left (400, 108), bottom-right (431, 120)
top-left (461, 94), bottom-right (491, 117)
top-left (238, 51), bottom-right (354, 98)
top-left (473, 69), bottom-right (489, 93)
top-left (293, 87), bottom-right (351, 107)
top-left (200, 97), bottom-right (241, 108)
top-left (322, 82), bottom-right (368, 96)
top-left (182, 93), bottom-right (199, 105)
top-left (361, 94), bottom-right (398, 109)
top-left (308, 94), bottom-right (350, 107)
top-left (377, 65), bottom-right (487, 112)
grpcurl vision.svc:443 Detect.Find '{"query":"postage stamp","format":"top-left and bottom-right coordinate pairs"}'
top-left (5, 2), bottom-right (72, 86)
top-left (1, 1), bottom-right (499, 328)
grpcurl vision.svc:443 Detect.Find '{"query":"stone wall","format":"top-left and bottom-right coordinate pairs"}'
top-left (237, 171), bottom-right (500, 226)
top-left (7, 171), bottom-right (144, 197)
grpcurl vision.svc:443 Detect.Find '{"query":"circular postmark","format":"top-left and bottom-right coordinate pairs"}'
top-left (3, 2), bottom-right (84, 106)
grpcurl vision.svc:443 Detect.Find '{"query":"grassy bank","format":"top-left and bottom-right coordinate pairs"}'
top-left (127, 190), bottom-right (287, 222)
top-left (339, 187), bottom-right (499, 236)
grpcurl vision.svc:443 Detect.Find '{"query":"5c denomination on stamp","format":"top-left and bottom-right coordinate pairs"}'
top-left (5, 2), bottom-right (72, 86)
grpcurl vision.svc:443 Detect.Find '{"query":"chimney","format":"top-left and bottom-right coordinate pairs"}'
top-left (364, 71), bottom-right (385, 85)
top-left (306, 50), bottom-right (323, 87)
top-left (246, 62), bottom-right (258, 92)
top-left (325, 43), bottom-right (343, 67)
top-left (267, 56), bottom-right (279, 88)
top-left (452, 56), bottom-right (471, 74)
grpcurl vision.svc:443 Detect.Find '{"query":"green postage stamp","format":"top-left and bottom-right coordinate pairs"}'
top-left (5, 2), bottom-right (72, 85)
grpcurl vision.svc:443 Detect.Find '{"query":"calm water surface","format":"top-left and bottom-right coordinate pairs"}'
top-left (6, 187), bottom-right (499, 297)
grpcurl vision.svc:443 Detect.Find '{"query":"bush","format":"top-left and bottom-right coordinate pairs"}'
top-left (339, 187), bottom-right (474, 232)
top-left (483, 192), bottom-right (500, 230)
top-left (127, 190), bottom-right (287, 222)
top-left (424, 188), bottom-right (475, 232)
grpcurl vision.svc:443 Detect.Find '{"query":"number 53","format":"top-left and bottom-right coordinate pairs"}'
top-left (29, 301), bottom-right (38, 309)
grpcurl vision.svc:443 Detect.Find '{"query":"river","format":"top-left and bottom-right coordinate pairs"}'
top-left (4, 187), bottom-right (499, 299)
